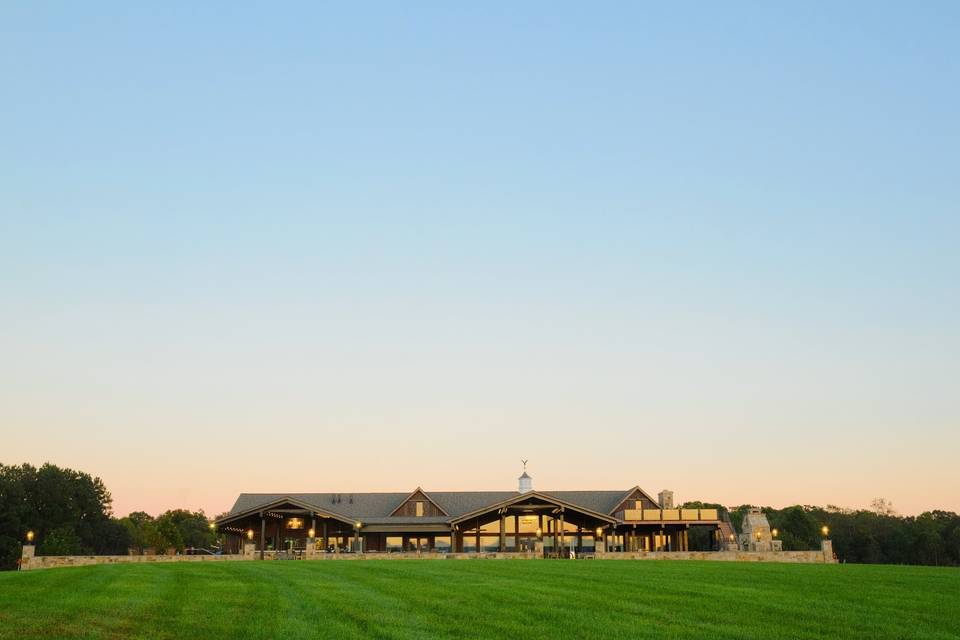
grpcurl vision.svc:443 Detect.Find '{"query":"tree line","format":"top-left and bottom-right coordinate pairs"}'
top-left (0, 463), bottom-right (216, 571)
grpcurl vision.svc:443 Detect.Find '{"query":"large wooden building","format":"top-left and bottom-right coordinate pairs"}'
top-left (215, 472), bottom-right (732, 557)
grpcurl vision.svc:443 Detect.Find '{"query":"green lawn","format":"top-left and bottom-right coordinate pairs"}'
top-left (0, 560), bottom-right (957, 639)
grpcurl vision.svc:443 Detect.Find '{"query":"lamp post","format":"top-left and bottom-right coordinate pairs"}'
top-left (771, 528), bottom-right (779, 538)
top-left (595, 527), bottom-right (603, 552)
top-left (26, 530), bottom-right (34, 544)
top-left (821, 525), bottom-right (830, 538)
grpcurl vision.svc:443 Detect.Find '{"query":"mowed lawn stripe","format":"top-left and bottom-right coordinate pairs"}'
top-left (1, 561), bottom-right (957, 640)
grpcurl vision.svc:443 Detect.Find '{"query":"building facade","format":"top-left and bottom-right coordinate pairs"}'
top-left (215, 473), bottom-right (735, 557)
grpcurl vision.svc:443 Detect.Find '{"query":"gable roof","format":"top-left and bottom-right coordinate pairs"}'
top-left (217, 495), bottom-right (356, 526)
top-left (388, 487), bottom-right (449, 517)
top-left (449, 490), bottom-right (618, 525)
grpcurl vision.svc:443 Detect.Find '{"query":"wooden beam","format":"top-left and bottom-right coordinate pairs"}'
top-left (259, 513), bottom-right (265, 560)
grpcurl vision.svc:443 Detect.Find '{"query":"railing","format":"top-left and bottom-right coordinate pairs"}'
top-left (618, 508), bottom-right (720, 522)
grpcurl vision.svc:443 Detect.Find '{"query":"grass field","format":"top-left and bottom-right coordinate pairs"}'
top-left (1, 560), bottom-right (957, 639)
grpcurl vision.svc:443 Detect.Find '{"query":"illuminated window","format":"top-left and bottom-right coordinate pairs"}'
top-left (286, 518), bottom-right (304, 530)
top-left (415, 501), bottom-right (424, 517)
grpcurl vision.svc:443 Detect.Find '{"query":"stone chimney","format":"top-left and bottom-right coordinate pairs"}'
top-left (658, 490), bottom-right (674, 509)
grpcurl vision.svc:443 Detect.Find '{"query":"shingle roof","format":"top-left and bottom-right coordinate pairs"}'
top-left (228, 489), bottom-right (634, 520)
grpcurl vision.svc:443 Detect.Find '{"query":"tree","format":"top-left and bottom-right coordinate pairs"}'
top-left (0, 462), bottom-right (121, 569)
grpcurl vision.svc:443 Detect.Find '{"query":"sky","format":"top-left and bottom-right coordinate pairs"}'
top-left (1, 2), bottom-right (958, 517)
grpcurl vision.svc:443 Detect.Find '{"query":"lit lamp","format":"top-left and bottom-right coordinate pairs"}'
top-left (536, 528), bottom-right (542, 539)
top-left (821, 525), bottom-right (830, 538)
top-left (26, 530), bottom-right (34, 544)
top-left (208, 522), bottom-right (216, 531)
top-left (755, 530), bottom-right (762, 542)
top-left (308, 528), bottom-right (315, 539)
top-left (771, 528), bottom-right (779, 538)
top-left (246, 529), bottom-right (254, 540)
top-left (728, 533), bottom-right (735, 543)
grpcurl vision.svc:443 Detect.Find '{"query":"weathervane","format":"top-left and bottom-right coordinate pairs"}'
top-left (521, 459), bottom-right (528, 472)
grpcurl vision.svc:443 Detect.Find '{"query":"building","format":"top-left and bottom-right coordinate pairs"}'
top-left (215, 470), bottom-right (734, 557)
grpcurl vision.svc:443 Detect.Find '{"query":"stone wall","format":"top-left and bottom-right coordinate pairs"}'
top-left (20, 552), bottom-right (251, 571)
top-left (595, 540), bottom-right (835, 564)
top-left (19, 542), bottom-right (835, 570)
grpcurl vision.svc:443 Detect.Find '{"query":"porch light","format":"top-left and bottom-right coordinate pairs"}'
top-left (595, 527), bottom-right (603, 538)
top-left (728, 533), bottom-right (735, 542)
top-left (247, 529), bottom-right (254, 540)
top-left (355, 521), bottom-right (362, 530)
top-left (308, 528), bottom-right (315, 538)
top-left (209, 522), bottom-right (216, 530)
top-left (821, 525), bottom-right (829, 537)
top-left (755, 530), bottom-right (762, 541)
top-left (26, 530), bottom-right (34, 543)
top-left (536, 528), bottom-right (542, 538)
top-left (771, 528), bottom-right (779, 538)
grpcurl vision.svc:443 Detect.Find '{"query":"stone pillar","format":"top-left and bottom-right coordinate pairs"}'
top-left (243, 542), bottom-right (256, 557)
top-left (20, 544), bottom-right (35, 570)
top-left (821, 539), bottom-right (834, 563)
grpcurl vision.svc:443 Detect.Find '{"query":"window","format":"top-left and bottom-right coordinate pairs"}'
top-left (386, 537), bottom-right (403, 552)
top-left (415, 501), bottom-right (425, 517)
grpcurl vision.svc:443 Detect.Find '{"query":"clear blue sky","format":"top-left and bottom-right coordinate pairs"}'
top-left (2, 2), bottom-right (957, 516)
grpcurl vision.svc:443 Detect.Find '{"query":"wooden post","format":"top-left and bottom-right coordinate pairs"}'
top-left (310, 516), bottom-right (316, 550)
top-left (514, 514), bottom-right (520, 551)
top-left (450, 526), bottom-right (457, 553)
top-left (577, 526), bottom-right (582, 553)
top-left (475, 519), bottom-right (481, 554)
top-left (559, 510), bottom-right (565, 557)
top-left (259, 513), bottom-right (266, 560)
top-left (499, 514), bottom-right (505, 552)
top-left (322, 520), bottom-right (328, 552)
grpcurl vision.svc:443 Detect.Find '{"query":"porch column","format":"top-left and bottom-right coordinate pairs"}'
top-left (559, 511), bottom-right (565, 556)
top-left (310, 516), bottom-right (316, 549)
top-left (322, 520), bottom-right (328, 552)
top-left (499, 514), bottom-right (506, 552)
top-left (259, 513), bottom-right (266, 560)
top-left (475, 519), bottom-right (480, 553)
top-left (577, 526), bottom-right (582, 553)
top-left (451, 526), bottom-right (457, 553)
top-left (514, 515), bottom-right (520, 550)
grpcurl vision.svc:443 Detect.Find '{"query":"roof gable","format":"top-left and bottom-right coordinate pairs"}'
top-left (389, 487), bottom-right (448, 517)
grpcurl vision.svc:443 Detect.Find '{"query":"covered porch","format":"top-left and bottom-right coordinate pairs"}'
top-left (214, 497), bottom-right (360, 558)
top-left (449, 491), bottom-right (618, 557)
